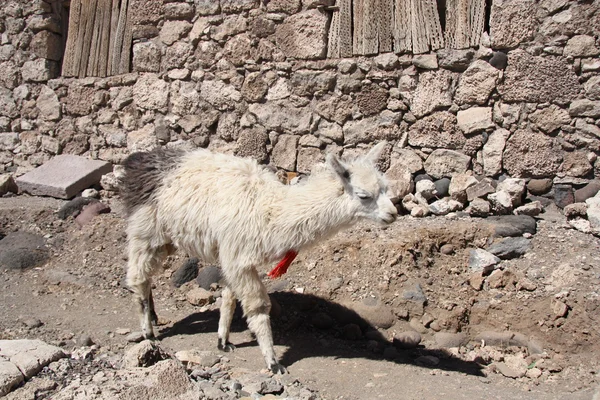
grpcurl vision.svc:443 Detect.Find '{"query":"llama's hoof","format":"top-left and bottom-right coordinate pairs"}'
top-left (218, 341), bottom-right (236, 352)
top-left (269, 363), bottom-right (287, 374)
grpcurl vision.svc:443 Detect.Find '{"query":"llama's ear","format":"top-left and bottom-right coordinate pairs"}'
top-left (364, 141), bottom-right (388, 165)
top-left (326, 153), bottom-right (350, 182)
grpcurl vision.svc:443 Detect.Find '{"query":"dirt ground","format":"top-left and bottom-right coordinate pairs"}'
top-left (1, 195), bottom-right (599, 400)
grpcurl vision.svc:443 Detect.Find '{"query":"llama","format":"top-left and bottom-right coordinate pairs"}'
top-left (122, 142), bottom-right (398, 373)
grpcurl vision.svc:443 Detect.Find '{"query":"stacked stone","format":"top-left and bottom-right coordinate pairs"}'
top-left (0, 0), bottom-right (599, 223)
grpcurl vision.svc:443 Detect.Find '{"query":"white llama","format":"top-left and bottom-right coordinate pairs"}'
top-left (122, 142), bottom-right (398, 373)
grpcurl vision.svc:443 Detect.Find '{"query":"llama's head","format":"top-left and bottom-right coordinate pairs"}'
top-left (326, 142), bottom-right (398, 225)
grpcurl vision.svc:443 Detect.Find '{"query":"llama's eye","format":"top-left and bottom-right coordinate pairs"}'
top-left (357, 192), bottom-right (372, 200)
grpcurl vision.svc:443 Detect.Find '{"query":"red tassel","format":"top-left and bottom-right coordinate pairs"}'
top-left (268, 250), bottom-right (298, 279)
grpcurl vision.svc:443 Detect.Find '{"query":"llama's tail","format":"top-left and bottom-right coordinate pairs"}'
top-left (120, 147), bottom-right (185, 215)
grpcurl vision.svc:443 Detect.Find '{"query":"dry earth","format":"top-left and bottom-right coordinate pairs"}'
top-left (1, 195), bottom-right (600, 399)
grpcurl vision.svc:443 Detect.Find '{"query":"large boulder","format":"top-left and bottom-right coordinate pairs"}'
top-left (503, 129), bottom-right (563, 178)
top-left (498, 50), bottom-right (580, 104)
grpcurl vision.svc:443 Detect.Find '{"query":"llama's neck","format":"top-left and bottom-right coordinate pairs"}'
top-left (270, 171), bottom-right (357, 253)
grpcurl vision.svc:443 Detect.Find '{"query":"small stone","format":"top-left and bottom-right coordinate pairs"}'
top-left (21, 318), bottom-right (43, 329)
top-left (76, 335), bottom-right (94, 347)
top-left (466, 178), bottom-right (495, 201)
top-left (415, 179), bottom-right (437, 200)
top-left (514, 201), bottom-right (543, 217)
top-left (440, 244), bottom-right (454, 255)
top-left (552, 300), bottom-right (568, 318)
top-left (527, 179), bottom-right (553, 196)
top-left (488, 191), bottom-right (513, 214)
top-left (497, 178), bottom-right (526, 207)
top-left (393, 331), bottom-right (421, 349)
top-left (0, 174), bottom-right (18, 196)
top-left (123, 340), bottom-right (169, 368)
top-left (467, 198), bottom-right (491, 217)
top-left (81, 188), bottom-right (99, 198)
top-left (196, 265), bottom-right (222, 290)
top-left (554, 184), bottom-right (574, 209)
top-left (526, 367), bottom-right (543, 379)
top-left (574, 181), bottom-right (600, 203)
top-left (126, 332), bottom-right (145, 343)
top-left (469, 271), bottom-right (485, 290)
top-left (412, 54), bottom-right (438, 69)
top-left (175, 350), bottom-right (220, 367)
top-left (342, 323), bottom-right (362, 340)
top-left (115, 328), bottom-right (131, 335)
top-left (172, 258), bottom-right (199, 288)
top-left (434, 178), bottom-right (451, 197)
top-left (489, 51), bottom-right (508, 70)
top-left (469, 249), bottom-right (501, 274)
top-left (516, 278), bottom-right (537, 292)
top-left (186, 287), bottom-right (214, 306)
top-left (487, 237), bottom-right (531, 259)
top-left (563, 203), bottom-right (587, 219)
top-left (415, 355), bottom-right (439, 366)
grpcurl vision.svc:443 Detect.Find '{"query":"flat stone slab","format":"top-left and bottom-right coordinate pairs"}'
top-left (0, 339), bottom-right (67, 379)
top-left (16, 155), bottom-right (112, 199)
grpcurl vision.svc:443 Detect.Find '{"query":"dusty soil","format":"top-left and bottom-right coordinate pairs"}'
top-left (1, 195), bottom-right (599, 399)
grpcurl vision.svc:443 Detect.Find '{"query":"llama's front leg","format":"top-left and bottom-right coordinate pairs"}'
top-left (128, 278), bottom-right (154, 339)
top-left (232, 268), bottom-right (286, 374)
top-left (217, 286), bottom-right (237, 352)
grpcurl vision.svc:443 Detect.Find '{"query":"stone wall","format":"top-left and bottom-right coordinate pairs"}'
top-left (1, 0), bottom-right (600, 210)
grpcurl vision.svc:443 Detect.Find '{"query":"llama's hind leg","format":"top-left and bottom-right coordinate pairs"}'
top-left (229, 268), bottom-right (286, 374)
top-left (217, 286), bottom-right (237, 352)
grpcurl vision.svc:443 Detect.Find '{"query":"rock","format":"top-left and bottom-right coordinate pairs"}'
top-left (123, 340), bottom-right (169, 368)
top-left (385, 162), bottom-right (413, 203)
top-left (570, 100), bottom-right (600, 120)
top-left (0, 174), bottom-right (17, 196)
top-left (456, 107), bottom-right (494, 134)
top-left (468, 271), bottom-right (485, 290)
top-left (564, 202), bottom-right (587, 219)
top-left (175, 350), bottom-right (220, 367)
top-left (489, 51), bottom-right (508, 69)
top-left (163, 2), bottom-right (194, 20)
top-left (0, 360), bottom-right (24, 396)
top-left (424, 149), bottom-right (471, 179)
top-left (563, 35), bottom-right (600, 57)
top-left (412, 54), bottom-right (438, 69)
top-left (160, 20), bottom-right (192, 45)
top-left (554, 184), bottom-right (574, 209)
top-left (133, 74), bottom-right (169, 110)
top-left (373, 53), bottom-right (398, 70)
top-left (468, 249), bottom-right (501, 274)
top-left (516, 277), bottom-right (537, 292)
top-left (126, 332), bottom-right (145, 343)
top-left (172, 258), bottom-right (199, 288)
top-left (401, 282), bottom-right (427, 304)
top-left (466, 178), bottom-right (495, 201)
top-left (569, 217), bottom-right (592, 234)
top-left (186, 287), bottom-right (214, 306)
top-left (0, 232), bottom-right (49, 270)
top-left (311, 312), bottom-right (335, 330)
top-left (200, 79), bottom-right (242, 111)
top-left (407, 111), bottom-right (465, 149)
top-left (503, 129), bottom-right (562, 178)
top-left (275, 10), bottom-right (328, 59)
top-left (429, 198), bottom-right (463, 215)
top-left (437, 48), bottom-right (475, 71)
top-left (0, 339), bottom-right (66, 379)
top-left (415, 179), bottom-right (437, 200)
top-left (497, 178), bottom-right (526, 207)
top-left (449, 173), bottom-right (478, 203)
top-left (434, 178), bottom-right (451, 197)
top-left (75, 202), bottom-right (111, 227)
top-left (526, 367), bottom-right (543, 379)
top-left (490, 0), bottom-right (536, 48)
top-left (586, 195), bottom-right (600, 229)
top-left (494, 361), bottom-right (525, 379)
top-left (455, 60), bottom-right (499, 105)
top-left (393, 331), bottom-right (422, 349)
top-left (22, 59), bottom-right (57, 82)
top-left (390, 148), bottom-right (423, 174)
top-left (552, 300), bottom-right (568, 318)
top-left (36, 85), bottom-right (61, 121)
top-left (57, 197), bottom-right (98, 219)
top-left (487, 237), bottom-right (531, 259)
top-left (415, 355), bottom-right (439, 367)
top-left (514, 201), bottom-right (543, 217)
top-left (560, 151), bottom-right (593, 177)
top-left (81, 188), bottom-right (99, 198)
top-left (196, 265), bottom-right (222, 290)
top-left (574, 181), bottom-right (600, 203)
top-left (410, 70), bottom-right (456, 118)
top-left (498, 50), bottom-right (580, 104)
top-left (356, 84), bottom-right (387, 116)
top-left (529, 105), bottom-right (570, 134)
top-left (527, 179), bottom-right (553, 196)
top-left (132, 41), bottom-right (161, 72)
top-left (468, 198), bottom-right (491, 217)
top-left (487, 269), bottom-right (516, 289)
top-left (434, 332), bottom-right (468, 348)
top-left (482, 128), bottom-right (509, 177)
top-left (584, 76), bottom-right (600, 101)
top-left (488, 191), bottom-right (513, 214)
top-left (440, 244), bottom-right (454, 255)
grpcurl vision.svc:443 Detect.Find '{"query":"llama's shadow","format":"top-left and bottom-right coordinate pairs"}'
top-left (158, 291), bottom-right (484, 377)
